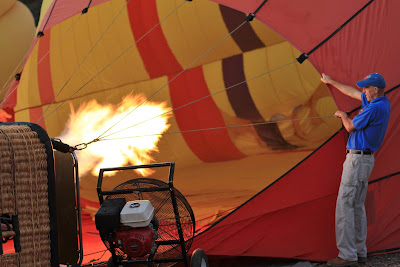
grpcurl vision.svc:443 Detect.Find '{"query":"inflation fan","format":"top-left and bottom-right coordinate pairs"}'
top-left (95, 163), bottom-right (208, 267)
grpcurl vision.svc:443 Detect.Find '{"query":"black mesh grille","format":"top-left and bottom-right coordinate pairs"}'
top-left (102, 178), bottom-right (194, 262)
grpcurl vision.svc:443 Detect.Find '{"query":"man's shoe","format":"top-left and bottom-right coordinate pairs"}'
top-left (326, 257), bottom-right (358, 267)
top-left (358, 256), bottom-right (367, 264)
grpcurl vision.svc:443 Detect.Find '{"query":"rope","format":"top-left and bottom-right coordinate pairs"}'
top-left (94, 19), bottom-right (249, 142)
top-left (35, 0), bottom-right (133, 124)
top-left (87, 249), bottom-right (107, 262)
top-left (97, 115), bottom-right (336, 142)
top-left (252, 0), bottom-right (270, 16)
top-left (369, 171), bottom-right (400, 185)
top-left (297, 0), bottom-right (375, 63)
top-left (347, 83), bottom-right (400, 116)
top-left (38, 0), bottom-right (188, 124)
top-left (384, 83), bottom-right (400, 95)
top-left (83, 249), bottom-right (107, 257)
top-left (0, 47), bottom-right (30, 95)
top-left (1, 0), bottom-right (97, 105)
top-left (0, 14), bottom-right (83, 105)
top-left (39, 0), bottom-right (59, 34)
top-left (99, 60), bottom-right (297, 140)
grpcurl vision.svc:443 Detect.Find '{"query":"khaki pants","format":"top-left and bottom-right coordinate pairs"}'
top-left (336, 153), bottom-right (375, 261)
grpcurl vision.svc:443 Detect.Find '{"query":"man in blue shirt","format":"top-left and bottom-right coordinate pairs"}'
top-left (321, 73), bottom-right (391, 267)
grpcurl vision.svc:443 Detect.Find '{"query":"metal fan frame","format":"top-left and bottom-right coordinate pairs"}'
top-left (97, 162), bottom-right (193, 267)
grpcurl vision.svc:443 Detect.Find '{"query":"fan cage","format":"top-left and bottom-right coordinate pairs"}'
top-left (97, 165), bottom-right (195, 265)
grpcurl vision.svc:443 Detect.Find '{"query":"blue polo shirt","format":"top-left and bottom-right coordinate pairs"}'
top-left (347, 93), bottom-right (390, 151)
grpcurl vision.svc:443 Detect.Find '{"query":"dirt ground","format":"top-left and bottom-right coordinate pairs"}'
top-left (347, 252), bottom-right (400, 267)
top-left (203, 252), bottom-right (400, 267)
top-left (315, 252), bottom-right (400, 267)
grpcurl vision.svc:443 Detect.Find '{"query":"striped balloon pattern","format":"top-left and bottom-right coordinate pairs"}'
top-left (8, 0), bottom-right (340, 222)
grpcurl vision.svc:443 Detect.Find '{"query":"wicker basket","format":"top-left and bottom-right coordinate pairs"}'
top-left (0, 123), bottom-right (58, 267)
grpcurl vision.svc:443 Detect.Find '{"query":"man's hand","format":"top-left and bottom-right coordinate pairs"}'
top-left (320, 73), bottom-right (362, 101)
top-left (321, 73), bottom-right (333, 84)
top-left (334, 110), bottom-right (355, 132)
top-left (334, 110), bottom-right (347, 118)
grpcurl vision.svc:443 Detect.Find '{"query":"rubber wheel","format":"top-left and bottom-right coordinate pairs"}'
top-left (191, 249), bottom-right (209, 267)
top-left (107, 257), bottom-right (115, 267)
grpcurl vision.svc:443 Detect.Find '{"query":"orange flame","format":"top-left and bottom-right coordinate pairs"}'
top-left (59, 94), bottom-right (170, 177)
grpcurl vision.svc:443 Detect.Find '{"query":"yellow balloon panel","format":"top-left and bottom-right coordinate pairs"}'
top-left (10, 0), bottom-right (342, 224)
top-left (37, 0), bottom-right (53, 31)
top-left (49, 2), bottom-right (149, 101)
top-left (278, 83), bottom-right (341, 147)
top-left (0, 1), bottom-right (35, 93)
top-left (159, 0), bottom-right (241, 69)
top-left (203, 61), bottom-right (236, 117)
top-left (245, 43), bottom-right (320, 121)
top-left (15, 45), bottom-right (41, 111)
top-left (251, 18), bottom-right (285, 47)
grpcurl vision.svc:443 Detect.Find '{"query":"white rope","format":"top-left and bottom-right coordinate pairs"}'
top-left (97, 115), bottom-right (337, 142)
top-left (0, 47), bottom-right (30, 95)
top-left (38, 0), bottom-right (188, 124)
top-left (36, 0), bottom-right (134, 124)
top-left (94, 19), bottom-right (249, 141)
top-left (0, 13), bottom-right (83, 105)
top-left (99, 60), bottom-right (297, 140)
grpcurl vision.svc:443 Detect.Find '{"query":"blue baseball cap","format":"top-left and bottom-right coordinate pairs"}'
top-left (356, 73), bottom-right (386, 88)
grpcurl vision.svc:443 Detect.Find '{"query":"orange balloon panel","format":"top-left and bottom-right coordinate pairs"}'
top-left (0, 0), bottom-right (35, 100)
top-left (9, 0), bottom-right (398, 263)
top-left (4, 0), bottom-right (340, 226)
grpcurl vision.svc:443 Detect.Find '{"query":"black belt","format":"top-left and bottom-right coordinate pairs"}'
top-left (346, 149), bottom-right (373, 155)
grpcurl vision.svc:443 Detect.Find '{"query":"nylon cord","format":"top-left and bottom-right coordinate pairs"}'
top-left (97, 115), bottom-right (336, 142)
top-left (39, 0), bottom-right (188, 125)
top-left (36, 0), bottom-right (133, 124)
top-left (307, 0), bottom-right (374, 57)
top-left (39, 0), bottom-right (59, 33)
top-left (0, 13), bottom-right (83, 105)
top-left (99, 60), bottom-right (297, 140)
top-left (94, 19), bottom-right (249, 141)
top-left (0, 46), bottom-right (30, 94)
top-left (202, 169), bottom-right (400, 235)
top-left (297, 0), bottom-right (375, 63)
top-left (347, 84), bottom-right (399, 116)
top-left (252, 0), bottom-right (269, 16)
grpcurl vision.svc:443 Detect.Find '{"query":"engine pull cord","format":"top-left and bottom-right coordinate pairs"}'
top-left (297, 0), bottom-right (375, 63)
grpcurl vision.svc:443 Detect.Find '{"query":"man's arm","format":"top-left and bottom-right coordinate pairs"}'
top-left (335, 111), bottom-right (355, 132)
top-left (321, 73), bottom-right (362, 101)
